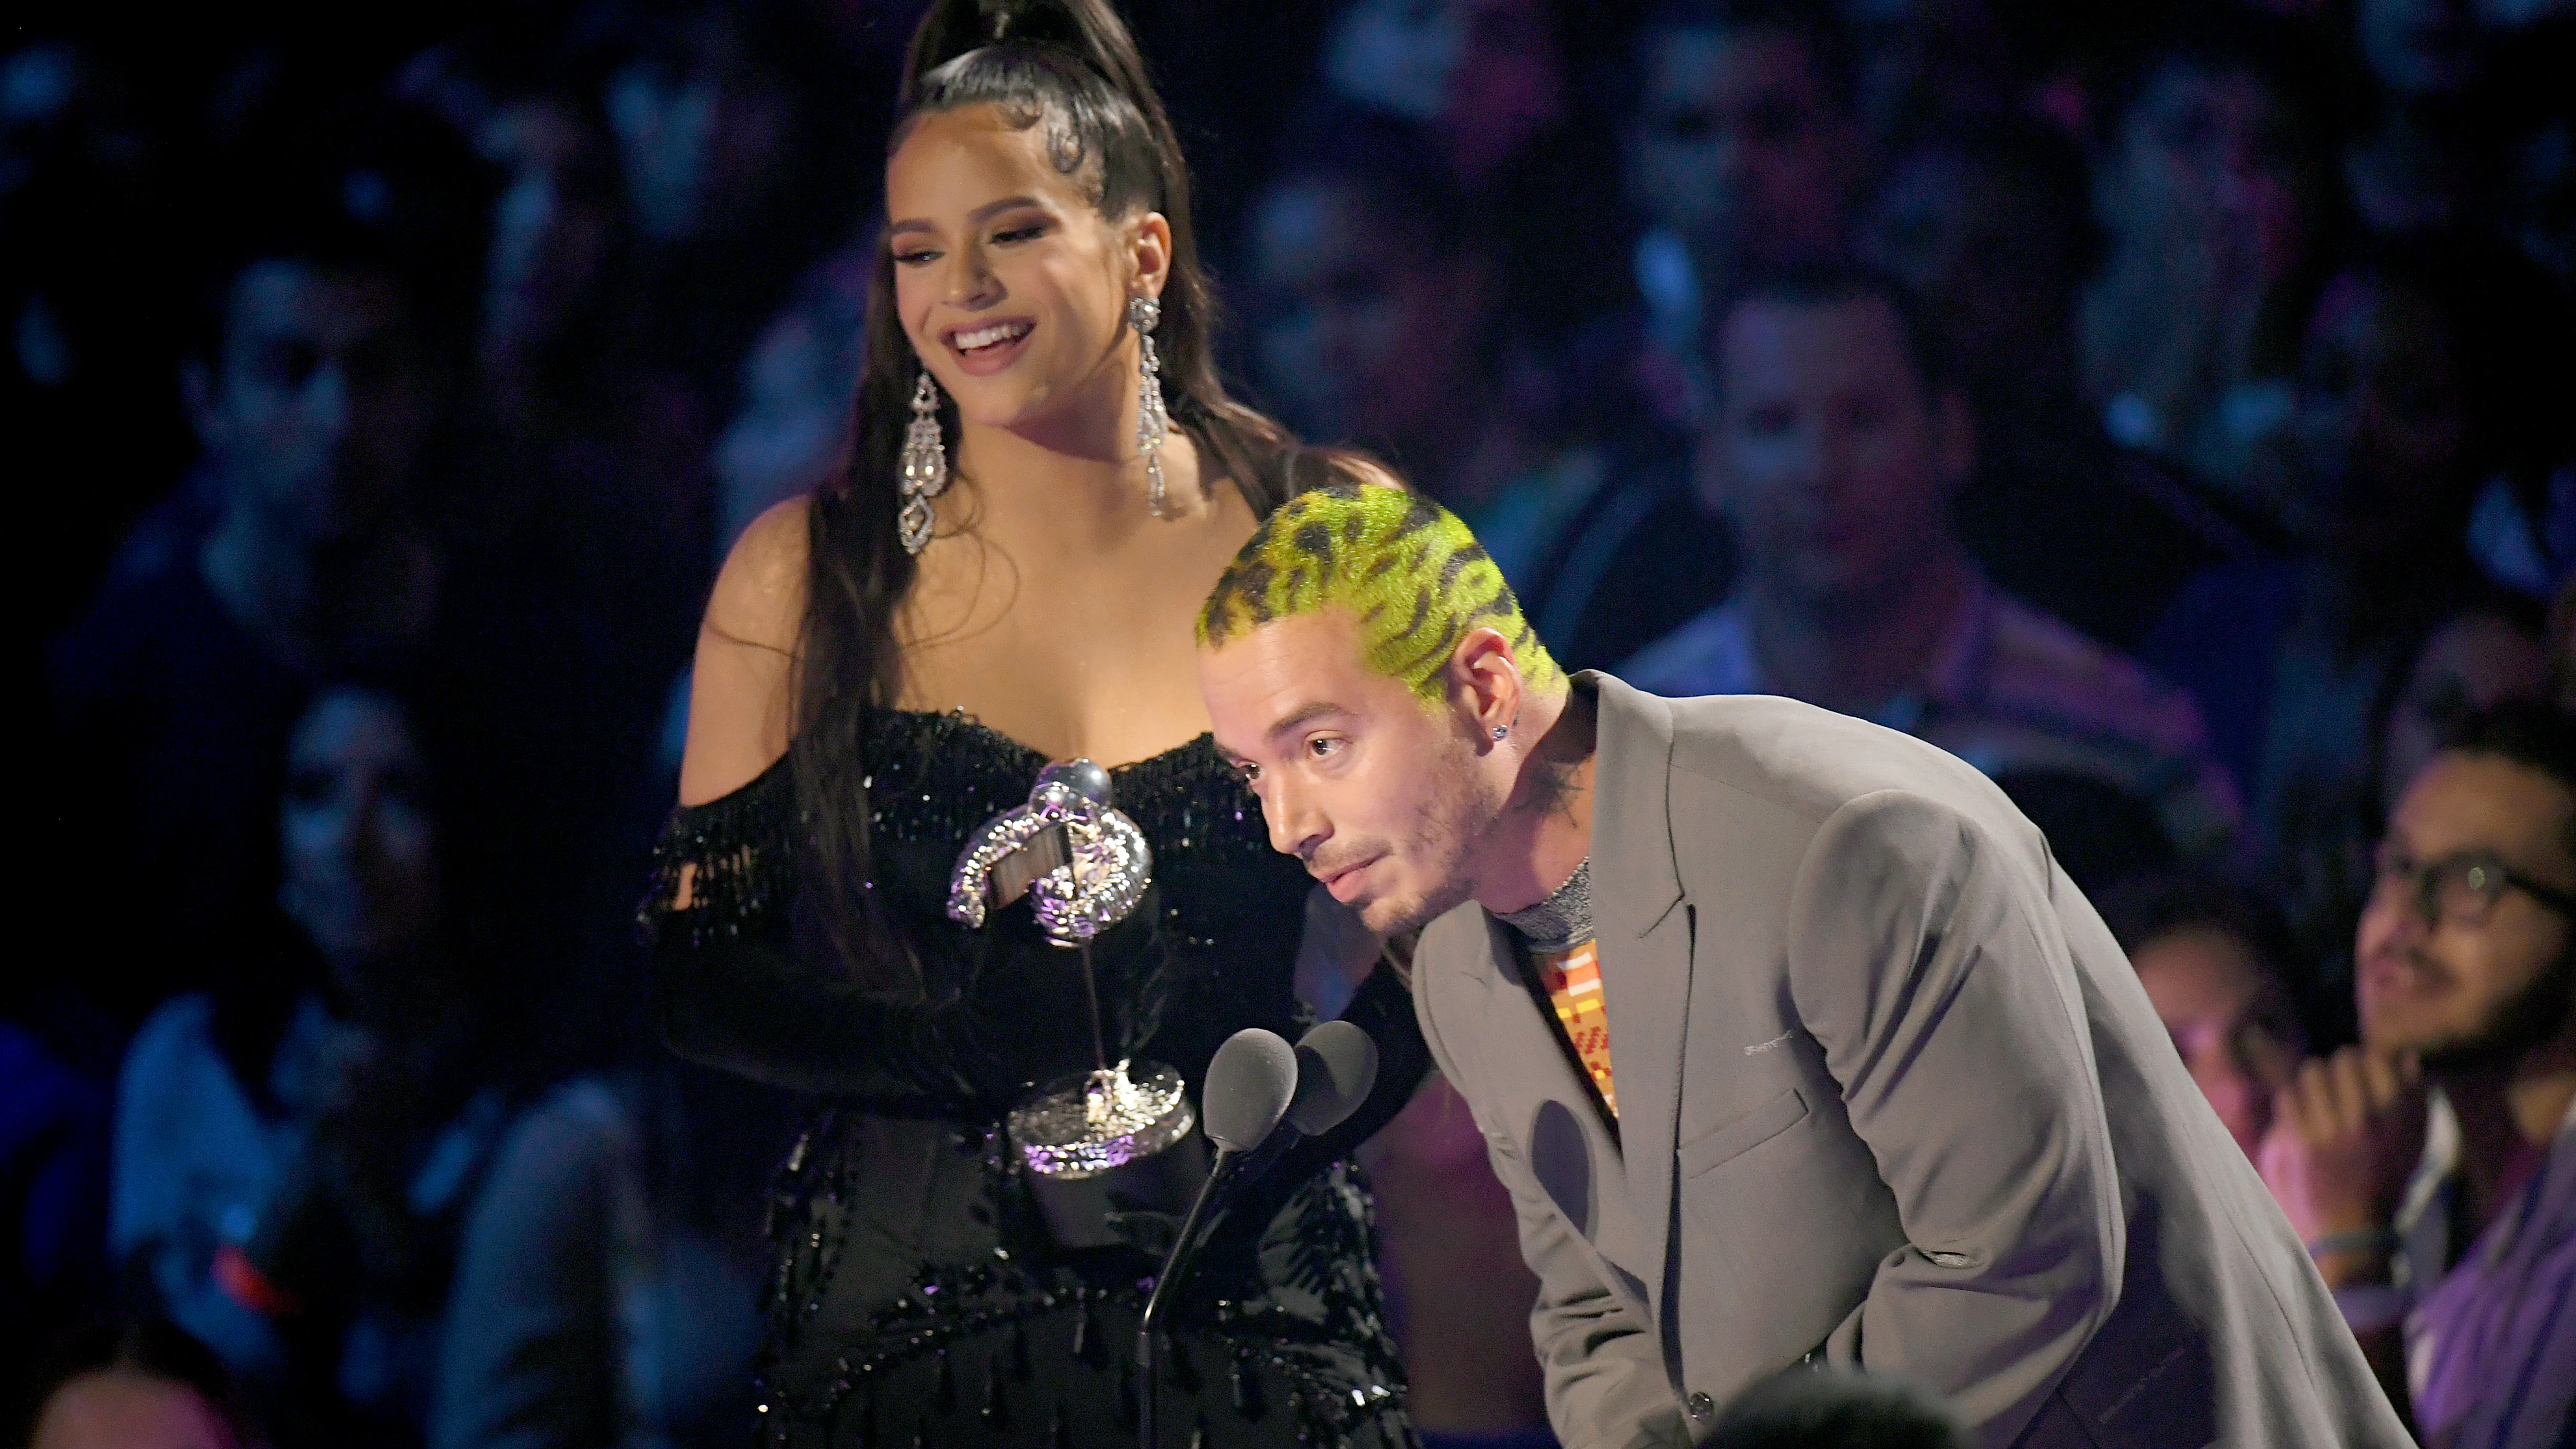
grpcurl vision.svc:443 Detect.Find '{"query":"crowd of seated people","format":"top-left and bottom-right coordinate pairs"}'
top-left (8, 0), bottom-right (2572, 1445)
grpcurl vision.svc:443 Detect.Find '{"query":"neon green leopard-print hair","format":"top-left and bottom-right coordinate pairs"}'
top-left (1196, 482), bottom-right (1561, 705)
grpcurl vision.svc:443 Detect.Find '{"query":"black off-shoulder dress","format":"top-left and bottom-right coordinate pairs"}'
top-left (641, 708), bottom-right (1428, 1449)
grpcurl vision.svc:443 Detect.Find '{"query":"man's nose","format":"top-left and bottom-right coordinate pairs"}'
top-left (2356, 887), bottom-right (2429, 964)
top-left (1264, 777), bottom-right (1326, 861)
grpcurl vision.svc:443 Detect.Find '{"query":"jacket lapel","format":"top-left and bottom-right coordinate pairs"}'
top-left (1581, 673), bottom-right (1691, 1319)
top-left (1465, 888), bottom-right (1641, 1278)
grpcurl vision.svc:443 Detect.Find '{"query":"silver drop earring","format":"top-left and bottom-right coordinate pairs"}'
top-left (1130, 295), bottom-right (1170, 518)
top-left (898, 370), bottom-right (948, 555)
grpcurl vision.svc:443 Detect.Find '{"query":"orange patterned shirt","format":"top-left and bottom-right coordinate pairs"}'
top-left (1536, 940), bottom-right (1616, 1118)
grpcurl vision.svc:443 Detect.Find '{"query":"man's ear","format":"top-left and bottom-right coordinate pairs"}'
top-left (1449, 626), bottom-right (1523, 746)
top-left (1128, 211), bottom-right (1173, 302)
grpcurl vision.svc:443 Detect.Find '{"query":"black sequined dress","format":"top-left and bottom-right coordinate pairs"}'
top-left (642, 709), bottom-right (1426, 1448)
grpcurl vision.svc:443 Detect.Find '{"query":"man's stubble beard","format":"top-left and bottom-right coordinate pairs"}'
top-left (1367, 728), bottom-right (1510, 937)
top-left (2417, 941), bottom-right (2576, 1077)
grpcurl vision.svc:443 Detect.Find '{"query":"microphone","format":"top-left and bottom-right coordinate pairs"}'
top-left (1222, 1018), bottom-right (1387, 1193)
top-left (1286, 1019), bottom-right (1380, 1138)
top-left (1139, 1027), bottom-right (1298, 1449)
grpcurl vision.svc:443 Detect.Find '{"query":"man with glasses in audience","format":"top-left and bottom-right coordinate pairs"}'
top-left (2261, 700), bottom-right (2576, 1449)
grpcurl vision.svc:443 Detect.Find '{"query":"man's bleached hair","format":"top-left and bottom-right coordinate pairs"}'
top-left (1196, 482), bottom-right (1561, 705)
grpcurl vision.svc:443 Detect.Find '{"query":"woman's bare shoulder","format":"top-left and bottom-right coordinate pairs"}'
top-left (680, 497), bottom-right (811, 805)
top-left (704, 495), bottom-right (811, 654)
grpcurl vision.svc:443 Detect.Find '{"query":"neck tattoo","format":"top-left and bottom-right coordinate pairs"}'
top-left (1497, 857), bottom-right (1593, 955)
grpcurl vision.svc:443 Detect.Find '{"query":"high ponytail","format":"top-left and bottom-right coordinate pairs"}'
top-left (793, 0), bottom-right (1323, 989)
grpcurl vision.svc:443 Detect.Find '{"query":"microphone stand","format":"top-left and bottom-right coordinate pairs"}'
top-left (1136, 1148), bottom-right (1239, 1449)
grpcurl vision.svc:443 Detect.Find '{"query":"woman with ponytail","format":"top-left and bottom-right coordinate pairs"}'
top-left (640, 1), bottom-right (1425, 1444)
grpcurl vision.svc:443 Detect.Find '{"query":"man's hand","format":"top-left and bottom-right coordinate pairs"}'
top-left (2255, 1047), bottom-right (2426, 1285)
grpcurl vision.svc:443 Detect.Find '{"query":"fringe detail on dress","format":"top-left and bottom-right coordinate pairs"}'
top-left (638, 753), bottom-right (799, 949)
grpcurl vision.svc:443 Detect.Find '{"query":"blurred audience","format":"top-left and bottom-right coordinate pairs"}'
top-left (1860, 120), bottom-right (2271, 650)
top-left (2079, 24), bottom-right (2330, 493)
top-left (2147, 240), bottom-right (2555, 875)
top-left (1314, 0), bottom-right (1624, 347)
top-left (3, 43), bottom-right (197, 636)
top-left (2269, 591), bottom-right (2553, 1038)
top-left (1625, 261), bottom-right (2240, 860)
top-left (9, 0), bottom-right (2575, 1436)
top-left (1, 1023), bottom-right (113, 1369)
top-left (21, 1317), bottom-right (264, 1449)
top-left (2259, 700), bottom-right (2575, 1447)
top-left (45, 200), bottom-right (446, 1032)
top-left (1246, 113), bottom-right (1730, 670)
top-left (112, 684), bottom-right (505, 1449)
top-left (2102, 873), bottom-right (2309, 1157)
top-left (1247, 115), bottom-right (1534, 516)
top-left (710, 246), bottom-right (870, 561)
top-left (1611, 0), bottom-right (1862, 433)
top-left (432, 1063), bottom-right (792, 1449)
top-left (2342, 0), bottom-right (2489, 237)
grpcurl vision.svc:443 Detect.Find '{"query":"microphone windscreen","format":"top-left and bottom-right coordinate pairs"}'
top-left (1202, 1028), bottom-right (1299, 1153)
top-left (1285, 1020), bottom-right (1380, 1137)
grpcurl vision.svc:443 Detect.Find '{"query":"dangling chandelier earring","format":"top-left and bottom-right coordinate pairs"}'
top-left (1130, 295), bottom-right (1170, 518)
top-left (898, 370), bottom-right (948, 555)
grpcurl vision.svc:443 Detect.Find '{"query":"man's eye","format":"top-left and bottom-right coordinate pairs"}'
top-left (1307, 737), bottom-right (1341, 759)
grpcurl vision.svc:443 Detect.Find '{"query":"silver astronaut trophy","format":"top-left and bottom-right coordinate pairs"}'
top-left (949, 760), bottom-right (1195, 1186)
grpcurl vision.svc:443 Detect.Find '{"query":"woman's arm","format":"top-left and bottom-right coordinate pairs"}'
top-left (679, 498), bottom-right (807, 809)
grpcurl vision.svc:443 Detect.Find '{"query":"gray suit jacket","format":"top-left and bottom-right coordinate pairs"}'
top-left (1413, 674), bottom-right (2412, 1449)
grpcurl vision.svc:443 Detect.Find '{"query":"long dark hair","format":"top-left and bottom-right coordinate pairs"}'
top-left (793, 0), bottom-right (1328, 985)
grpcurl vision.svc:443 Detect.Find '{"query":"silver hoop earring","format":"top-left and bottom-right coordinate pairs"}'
top-left (1130, 295), bottom-right (1170, 518)
top-left (899, 370), bottom-right (948, 555)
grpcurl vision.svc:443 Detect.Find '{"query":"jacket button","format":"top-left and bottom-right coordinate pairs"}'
top-left (1686, 1391), bottom-right (1716, 1420)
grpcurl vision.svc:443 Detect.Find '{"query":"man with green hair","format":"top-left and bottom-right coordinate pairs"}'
top-left (1197, 481), bottom-right (2407, 1449)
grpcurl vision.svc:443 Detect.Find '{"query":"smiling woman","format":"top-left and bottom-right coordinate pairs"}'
top-left (641, 1), bottom-right (1428, 1446)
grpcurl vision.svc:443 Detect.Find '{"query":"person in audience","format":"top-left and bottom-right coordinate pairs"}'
top-left (0, 1022), bottom-right (112, 1370)
top-left (2146, 242), bottom-right (2526, 861)
top-left (1624, 261), bottom-right (2240, 860)
top-left (2374, 595), bottom-right (2552, 823)
top-left (2342, 0), bottom-right (2488, 236)
top-left (1703, 1370), bottom-right (1967, 1449)
top-left (22, 1317), bottom-right (264, 1449)
top-left (710, 246), bottom-right (872, 561)
top-left (1612, 0), bottom-right (1862, 433)
top-left (2101, 873), bottom-right (2309, 1159)
top-left (2274, 592), bottom-right (2555, 1044)
top-left (1841, 0), bottom-right (2018, 151)
top-left (112, 683), bottom-right (506, 1449)
top-left (3, 41), bottom-right (199, 642)
top-left (1312, 0), bottom-right (1623, 347)
top-left (1245, 113), bottom-right (1729, 671)
top-left (2078, 24), bottom-right (2330, 494)
top-left (1859, 120), bottom-right (2270, 650)
top-left (432, 1060), bottom-right (795, 1449)
top-left (2258, 700), bottom-right (2576, 1448)
top-left (44, 200), bottom-right (447, 1030)
top-left (1245, 115), bottom-right (1529, 515)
